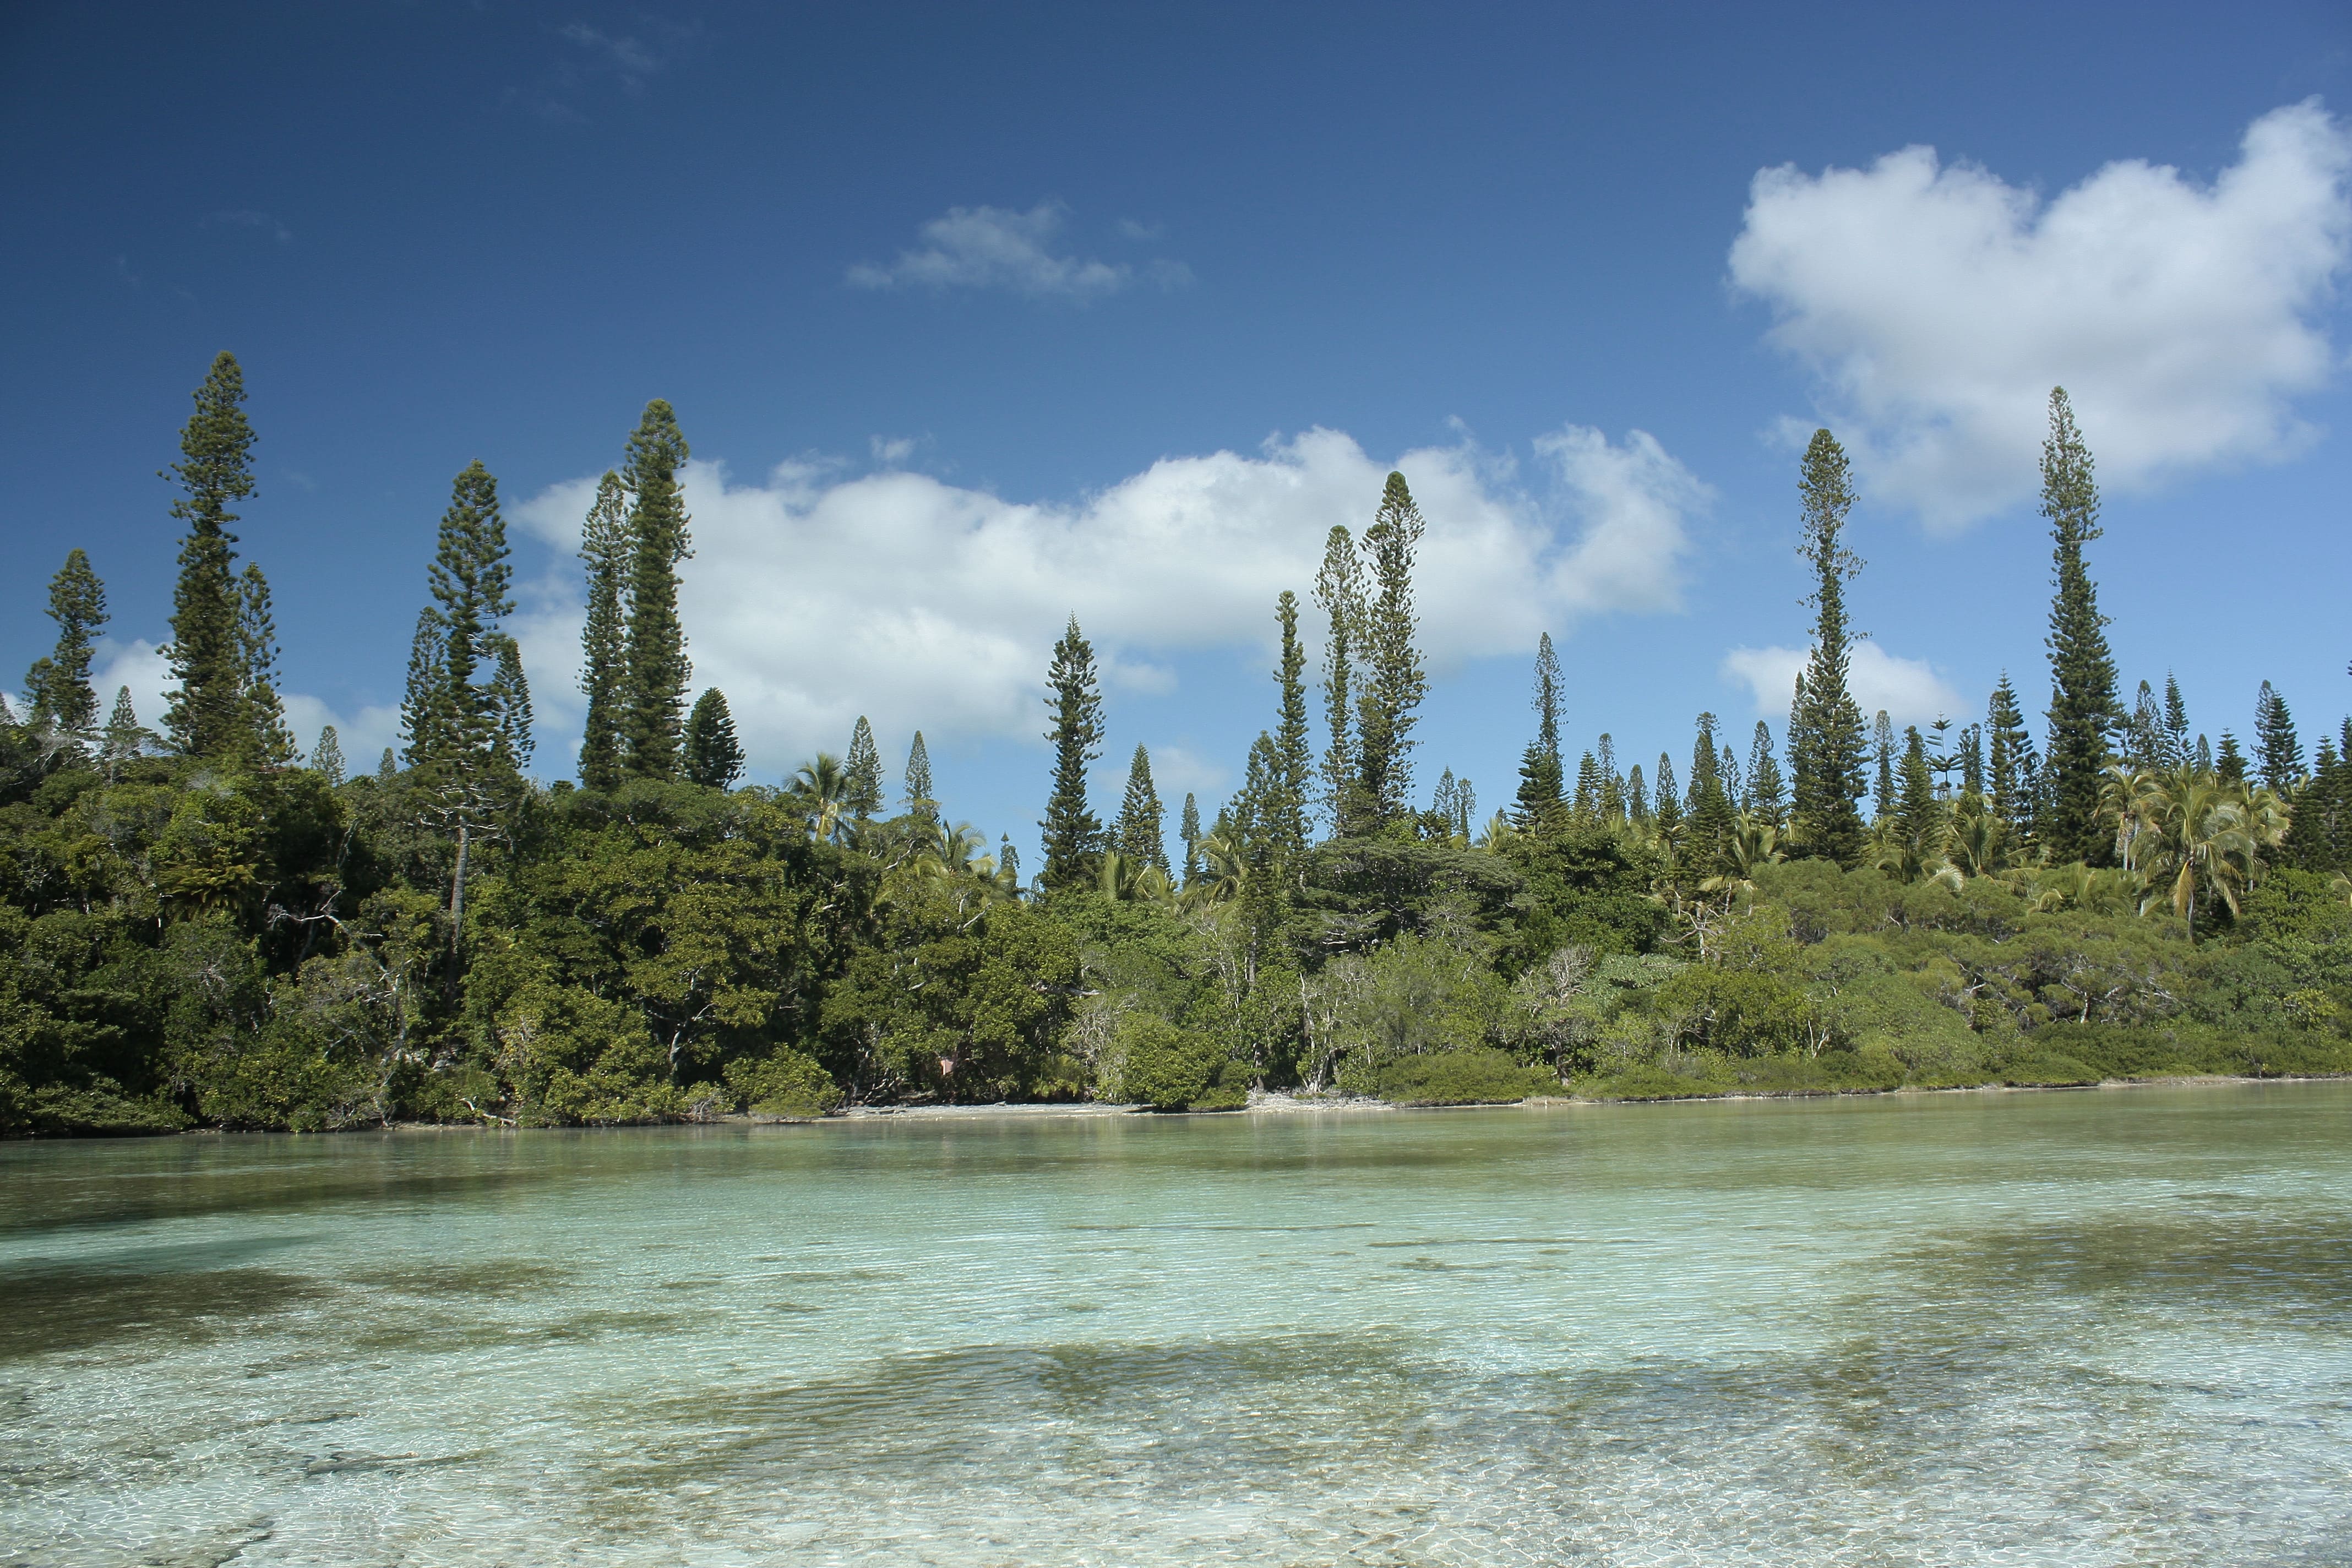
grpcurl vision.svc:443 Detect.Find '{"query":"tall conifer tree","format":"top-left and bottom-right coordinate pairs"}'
top-left (399, 608), bottom-right (446, 767)
top-left (236, 564), bottom-right (296, 766)
top-left (1787, 430), bottom-right (1868, 865)
top-left (619, 400), bottom-right (693, 779)
top-left (1039, 617), bottom-right (1104, 890)
top-left (1685, 714), bottom-right (1735, 864)
top-left (422, 461), bottom-right (515, 772)
top-left (2255, 681), bottom-right (2302, 791)
top-left (1871, 712), bottom-right (1897, 824)
top-left (311, 725), bottom-right (345, 786)
top-left (1986, 673), bottom-right (2035, 824)
top-left (100, 688), bottom-right (151, 780)
top-left (1355, 473), bottom-right (1428, 825)
top-left (2039, 388), bottom-right (2122, 863)
top-left (844, 716), bottom-right (884, 816)
top-left (1117, 744), bottom-right (1168, 873)
top-left (23, 549), bottom-right (107, 735)
top-left (1180, 792), bottom-right (1202, 885)
top-left (903, 731), bottom-right (936, 823)
top-left (2216, 731), bottom-right (2249, 787)
top-left (1746, 721), bottom-right (1787, 827)
top-left (1313, 524), bottom-right (1363, 832)
top-left (2162, 673), bottom-right (2191, 767)
top-left (163, 352), bottom-right (258, 758)
top-left (576, 471), bottom-right (629, 790)
top-left (1513, 633), bottom-right (1566, 831)
top-left (1625, 764), bottom-right (1650, 824)
top-left (489, 636), bottom-right (533, 767)
top-left (1271, 591), bottom-right (1314, 856)
top-left (1653, 754), bottom-right (1683, 841)
top-left (683, 688), bottom-right (743, 788)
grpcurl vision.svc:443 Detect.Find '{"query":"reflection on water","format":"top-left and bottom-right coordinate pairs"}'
top-left (3, 1083), bottom-right (2349, 1565)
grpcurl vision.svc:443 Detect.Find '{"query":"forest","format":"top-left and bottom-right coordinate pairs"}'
top-left (6, 352), bottom-right (2352, 1134)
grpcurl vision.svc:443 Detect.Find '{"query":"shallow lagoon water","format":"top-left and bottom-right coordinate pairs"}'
top-left (3, 1082), bottom-right (2350, 1566)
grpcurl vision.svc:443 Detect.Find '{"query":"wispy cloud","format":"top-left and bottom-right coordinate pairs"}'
top-left (507, 16), bottom-right (703, 119)
top-left (848, 202), bottom-right (1189, 300)
top-left (1730, 100), bottom-right (2352, 529)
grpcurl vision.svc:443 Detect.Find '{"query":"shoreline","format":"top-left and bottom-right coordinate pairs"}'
top-left (11, 1072), bottom-right (2343, 1140)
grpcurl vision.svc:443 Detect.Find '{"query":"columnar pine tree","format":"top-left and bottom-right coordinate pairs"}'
top-left (619, 401), bottom-right (693, 779)
top-left (682, 688), bottom-right (743, 789)
top-left (1574, 752), bottom-right (1603, 818)
top-left (1871, 712), bottom-right (1897, 824)
top-left (576, 470), bottom-right (630, 790)
top-left (1653, 754), bottom-right (1683, 841)
top-left (2162, 673), bottom-right (2191, 767)
top-left (1039, 617), bottom-right (1105, 890)
top-left (1625, 764), bottom-right (1650, 825)
top-left (1746, 721), bottom-right (1787, 827)
top-left (903, 731), bottom-right (936, 823)
top-left (1985, 672), bottom-right (2038, 832)
top-left (843, 716), bottom-right (884, 818)
top-left (2123, 681), bottom-right (2164, 770)
top-left (2255, 681), bottom-right (2302, 791)
top-left (489, 636), bottom-right (533, 767)
top-left (311, 725), bottom-right (345, 786)
top-left (1959, 725), bottom-right (1984, 797)
top-left (23, 549), bottom-right (108, 735)
top-left (1597, 734), bottom-right (1624, 822)
top-left (2039, 388), bottom-right (2122, 863)
top-left (399, 608), bottom-right (445, 767)
top-left (1512, 632), bottom-right (1566, 831)
top-left (1271, 591), bottom-right (1314, 857)
top-left (2216, 731), bottom-right (2249, 786)
top-left (1180, 792), bottom-right (1202, 885)
top-left (1685, 714), bottom-right (1735, 864)
top-left (163, 352), bottom-right (259, 759)
top-left (1117, 744), bottom-right (1168, 873)
top-left (422, 461), bottom-right (516, 772)
top-left (1313, 524), bottom-right (1364, 832)
top-left (377, 747), bottom-right (398, 782)
top-left (1895, 726), bottom-right (1941, 865)
top-left (101, 688), bottom-right (150, 780)
top-left (236, 564), bottom-right (296, 766)
top-left (1355, 472), bottom-right (1428, 826)
top-left (1719, 744), bottom-right (1743, 809)
top-left (1787, 429), bottom-right (1869, 865)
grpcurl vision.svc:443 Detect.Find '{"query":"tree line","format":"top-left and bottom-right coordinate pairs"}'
top-left (5, 356), bottom-right (2350, 1133)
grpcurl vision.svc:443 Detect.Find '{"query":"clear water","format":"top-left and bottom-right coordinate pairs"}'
top-left (4, 1084), bottom-right (2350, 1566)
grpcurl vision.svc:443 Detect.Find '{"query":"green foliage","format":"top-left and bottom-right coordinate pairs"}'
top-left (1116, 743), bottom-right (1167, 872)
top-left (1789, 428), bottom-right (1869, 867)
top-left (620, 400), bottom-right (693, 780)
top-left (726, 1049), bottom-right (844, 1118)
top-left (1039, 617), bottom-right (1105, 890)
top-left (683, 688), bottom-right (744, 790)
top-left (1371, 1047), bottom-right (1550, 1106)
top-left (576, 470), bottom-right (630, 792)
top-left (1355, 472), bottom-right (1428, 826)
top-left (1114, 1014), bottom-right (1232, 1110)
top-left (24, 548), bottom-right (108, 736)
top-left (163, 352), bottom-right (260, 759)
top-left (2040, 388), bottom-right (2121, 863)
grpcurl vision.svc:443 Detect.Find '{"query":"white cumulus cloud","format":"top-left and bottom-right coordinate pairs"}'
top-left (510, 425), bottom-right (1708, 778)
top-left (85, 639), bottom-right (401, 771)
top-left (1722, 641), bottom-right (1967, 732)
top-left (847, 202), bottom-right (1186, 299)
top-left (1729, 100), bottom-right (2352, 528)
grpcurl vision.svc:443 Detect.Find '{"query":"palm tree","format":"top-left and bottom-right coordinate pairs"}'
top-left (2127, 764), bottom-right (2262, 940)
top-left (787, 752), bottom-right (853, 845)
top-left (1700, 811), bottom-right (1784, 897)
top-left (1946, 792), bottom-right (2009, 879)
top-left (1180, 833), bottom-right (1245, 910)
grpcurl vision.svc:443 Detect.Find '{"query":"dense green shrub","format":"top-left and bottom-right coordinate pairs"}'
top-left (1371, 1047), bottom-right (1551, 1105)
top-left (1114, 1014), bottom-right (1228, 1110)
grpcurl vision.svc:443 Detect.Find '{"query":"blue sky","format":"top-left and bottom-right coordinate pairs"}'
top-left (4, 2), bottom-right (2349, 861)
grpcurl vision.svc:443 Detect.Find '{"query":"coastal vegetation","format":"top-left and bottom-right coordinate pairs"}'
top-left (6, 357), bottom-right (2351, 1133)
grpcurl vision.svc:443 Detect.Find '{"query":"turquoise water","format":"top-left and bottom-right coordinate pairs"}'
top-left (4, 1084), bottom-right (2350, 1566)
